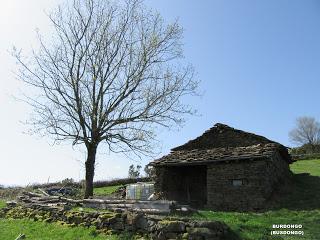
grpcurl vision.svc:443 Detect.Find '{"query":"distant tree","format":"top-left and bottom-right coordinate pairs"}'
top-left (137, 165), bottom-right (142, 175)
top-left (13, 0), bottom-right (198, 197)
top-left (128, 165), bottom-right (135, 178)
top-left (144, 165), bottom-right (154, 178)
top-left (128, 164), bottom-right (141, 178)
top-left (60, 178), bottom-right (75, 186)
top-left (289, 117), bottom-right (320, 148)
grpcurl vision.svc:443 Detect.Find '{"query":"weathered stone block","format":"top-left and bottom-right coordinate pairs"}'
top-left (158, 220), bottom-right (186, 233)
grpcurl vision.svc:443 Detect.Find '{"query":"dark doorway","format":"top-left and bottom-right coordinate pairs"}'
top-left (162, 165), bottom-right (207, 206)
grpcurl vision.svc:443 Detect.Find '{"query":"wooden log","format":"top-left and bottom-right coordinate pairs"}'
top-left (37, 188), bottom-right (50, 196)
top-left (17, 192), bottom-right (175, 215)
top-left (60, 198), bottom-right (83, 204)
top-left (22, 203), bottom-right (63, 211)
top-left (20, 192), bottom-right (81, 205)
top-left (132, 208), bottom-right (170, 214)
top-left (22, 191), bottom-right (45, 197)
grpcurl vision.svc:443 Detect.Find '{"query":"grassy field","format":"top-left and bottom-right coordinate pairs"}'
top-left (93, 185), bottom-right (123, 196)
top-left (191, 159), bottom-right (320, 240)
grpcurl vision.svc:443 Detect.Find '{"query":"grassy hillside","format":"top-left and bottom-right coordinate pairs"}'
top-left (1, 160), bottom-right (319, 239)
top-left (290, 159), bottom-right (320, 176)
top-left (191, 159), bottom-right (320, 240)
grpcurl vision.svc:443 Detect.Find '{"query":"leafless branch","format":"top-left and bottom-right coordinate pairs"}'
top-left (289, 116), bottom-right (320, 146)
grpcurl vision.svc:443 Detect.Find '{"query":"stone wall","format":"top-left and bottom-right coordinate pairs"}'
top-left (0, 204), bottom-right (229, 240)
top-left (206, 155), bottom-right (291, 211)
top-left (264, 152), bottom-right (292, 194)
top-left (154, 153), bottom-right (292, 211)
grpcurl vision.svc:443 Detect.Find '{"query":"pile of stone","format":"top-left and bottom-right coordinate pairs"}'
top-left (1, 203), bottom-right (229, 240)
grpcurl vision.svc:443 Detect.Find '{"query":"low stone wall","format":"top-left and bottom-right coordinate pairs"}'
top-left (0, 204), bottom-right (229, 240)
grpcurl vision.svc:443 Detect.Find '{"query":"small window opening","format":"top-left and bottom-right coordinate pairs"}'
top-left (231, 179), bottom-right (247, 186)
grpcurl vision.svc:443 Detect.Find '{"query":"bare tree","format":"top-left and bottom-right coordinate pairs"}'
top-left (13, 0), bottom-right (198, 197)
top-left (289, 117), bottom-right (320, 147)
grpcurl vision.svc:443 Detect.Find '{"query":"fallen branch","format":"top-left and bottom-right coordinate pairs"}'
top-left (14, 233), bottom-right (25, 240)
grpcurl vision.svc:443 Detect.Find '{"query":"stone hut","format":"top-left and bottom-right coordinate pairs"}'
top-left (148, 123), bottom-right (293, 211)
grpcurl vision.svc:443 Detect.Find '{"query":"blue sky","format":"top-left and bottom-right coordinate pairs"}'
top-left (150, 0), bottom-right (320, 150)
top-left (1, 0), bottom-right (319, 186)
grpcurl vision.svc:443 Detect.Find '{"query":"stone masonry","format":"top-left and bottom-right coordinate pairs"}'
top-left (149, 123), bottom-right (293, 211)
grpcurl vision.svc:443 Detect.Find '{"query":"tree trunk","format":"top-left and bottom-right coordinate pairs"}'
top-left (84, 144), bottom-right (97, 198)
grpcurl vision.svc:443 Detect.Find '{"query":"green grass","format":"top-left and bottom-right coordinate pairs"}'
top-left (290, 159), bottom-right (320, 176)
top-left (93, 185), bottom-right (123, 196)
top-left (193, 209), bottom-right (320, 240)
top-left (0, 219), bottom-right (135, 240)
top-left (189, 159), bottom-right (320, 240)
top-left (0, 219), bottom-right (104, 240)
top-left (0, 200), bottom-right (6, 209)
top-left (274, 160), bottom-right (320, 211)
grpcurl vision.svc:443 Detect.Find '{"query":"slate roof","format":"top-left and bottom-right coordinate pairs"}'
top-left (149, 123), bottom-right (293, 166)
top-left (150, 143), bottom-right (288, 166)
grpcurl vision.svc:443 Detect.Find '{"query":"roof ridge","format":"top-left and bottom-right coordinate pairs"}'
top-left (171, 123), bottom-right (277, 151)
top-left (171, 142), bottom-right (280, 153)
